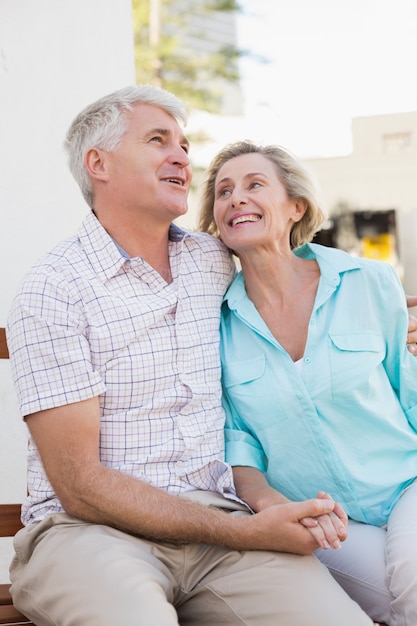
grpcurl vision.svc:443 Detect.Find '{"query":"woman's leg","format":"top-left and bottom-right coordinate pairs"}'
top-left (386, 480), bottom-right (417, 626)
top-left (315, 520), bottom-right (391, 625)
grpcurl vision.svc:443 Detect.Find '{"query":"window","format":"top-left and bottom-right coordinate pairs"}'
top-left (383, 132), bottom-right (412, 153)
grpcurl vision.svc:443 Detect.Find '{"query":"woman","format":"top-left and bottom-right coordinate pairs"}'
top-left (199, 140), bottom-right (417, 626)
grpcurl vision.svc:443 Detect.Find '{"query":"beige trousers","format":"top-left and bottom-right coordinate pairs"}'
top-left (10, 492), bottom-right (373, 626)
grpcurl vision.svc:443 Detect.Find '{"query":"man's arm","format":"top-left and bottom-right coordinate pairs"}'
top-left (27, 398), bottom-right (336, 555)
top-left (406, 295), bottom-right (417, 353)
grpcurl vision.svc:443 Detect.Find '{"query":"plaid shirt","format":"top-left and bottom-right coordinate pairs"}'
top-left (8, 212), bottom-right (237, 524)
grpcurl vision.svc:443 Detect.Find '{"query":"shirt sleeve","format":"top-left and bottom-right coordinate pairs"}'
top-left (379, 263), bottom-right (417, 429)
top-left (7, 269), bottom-right (105, 417)
top-left (223, 391), bottom-right (267, 471)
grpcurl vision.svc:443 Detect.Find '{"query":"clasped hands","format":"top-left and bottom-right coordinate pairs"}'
top-left (300, 491), bottom-right (347, 551)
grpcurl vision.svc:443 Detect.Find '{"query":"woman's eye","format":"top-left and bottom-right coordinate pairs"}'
top-left (249, 181), bottom-right (262, 189)
top-left (218, 188), bottom-right (231, 197)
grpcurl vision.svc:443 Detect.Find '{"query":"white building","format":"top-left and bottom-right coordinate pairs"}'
top-left (0, 0), bottom-right (135, 581)
top-left (305, 111), bottom-right (417, 296)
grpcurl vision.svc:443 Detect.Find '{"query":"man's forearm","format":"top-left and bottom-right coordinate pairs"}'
top-left (56, 463), bottom-right (336, 555)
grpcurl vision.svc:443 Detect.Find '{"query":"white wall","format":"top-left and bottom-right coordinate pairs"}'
top-left (0, 0), bottom-right (135, 581)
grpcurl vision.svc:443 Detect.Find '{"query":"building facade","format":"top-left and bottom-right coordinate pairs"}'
top-left (306, 111), bottom-right (417, 295)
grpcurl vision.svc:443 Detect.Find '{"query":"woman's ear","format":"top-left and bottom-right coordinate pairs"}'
top-left (85, 148), bottom-right (109, 183)
top-left (292, 198), bottom-right (308, 223)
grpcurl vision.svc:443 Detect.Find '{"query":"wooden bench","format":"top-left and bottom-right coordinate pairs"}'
top-left (0, 327), bottom-right (33, 625)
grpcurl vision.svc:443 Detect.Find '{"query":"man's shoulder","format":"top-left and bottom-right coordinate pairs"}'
top-left (19, 236), bottom-right (80, 285)
top-left (15, 216), bottom-right (99, 299)
top-left (20, 213), bottom-right (109, 283)
top-left (186, 229), bottom-right (228, 252)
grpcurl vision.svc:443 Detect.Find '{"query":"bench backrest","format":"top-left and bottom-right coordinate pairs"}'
top-left (0, 328), bottom-right (8, 359)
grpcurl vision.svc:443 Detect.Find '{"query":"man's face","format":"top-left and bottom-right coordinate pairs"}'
top-left (105, 103), bottom-right (192, 225)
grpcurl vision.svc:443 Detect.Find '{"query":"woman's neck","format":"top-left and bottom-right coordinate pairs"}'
top-left (239, 248), bottom-right (320, 361)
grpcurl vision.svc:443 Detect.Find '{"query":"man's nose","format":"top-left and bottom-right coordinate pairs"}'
top-left (171, 146), bottom-right (190, 167)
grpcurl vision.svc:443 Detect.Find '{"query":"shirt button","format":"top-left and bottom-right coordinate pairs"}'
top-left (304, 356), bottom-right (311, 364)
top-left (310, 318), bottom-right (316, 324)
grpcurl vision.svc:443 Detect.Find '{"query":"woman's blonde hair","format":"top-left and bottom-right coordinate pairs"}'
top-left (199, 140), bottom-right (326, 249)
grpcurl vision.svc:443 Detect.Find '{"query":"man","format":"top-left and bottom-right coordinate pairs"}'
top-left (5, 84), bottom-right (384, 625)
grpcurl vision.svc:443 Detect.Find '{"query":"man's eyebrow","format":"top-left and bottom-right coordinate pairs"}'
top-left (144, 127), bottom-right (190, 147)
top-left (144, 127), bottom-right (169, 138)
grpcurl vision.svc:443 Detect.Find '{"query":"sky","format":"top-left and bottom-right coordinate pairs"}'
top-left (234, 0), bottom-right (417, 157)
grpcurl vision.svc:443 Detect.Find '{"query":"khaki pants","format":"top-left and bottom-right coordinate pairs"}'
top-left (10, 493), bottom-right (373, 626)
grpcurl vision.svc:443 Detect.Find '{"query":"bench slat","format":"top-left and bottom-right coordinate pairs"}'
top-left (0, 506), bottom-right (23, 539)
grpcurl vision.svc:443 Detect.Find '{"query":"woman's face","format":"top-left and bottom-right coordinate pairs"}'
top-left (213, 152), bottom-right (305, 255)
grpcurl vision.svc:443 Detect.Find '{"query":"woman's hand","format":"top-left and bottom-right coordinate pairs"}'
top-left (300, 491), bottom-right (348, 550)
top-left (406, 296), bottom-right (417, 354)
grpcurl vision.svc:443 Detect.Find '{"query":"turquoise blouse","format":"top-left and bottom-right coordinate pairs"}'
top-left (221, 243), bottom-right (417, 526)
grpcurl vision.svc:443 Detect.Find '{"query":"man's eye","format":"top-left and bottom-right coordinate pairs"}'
top-left (150, 136), bottom-right (162, 143)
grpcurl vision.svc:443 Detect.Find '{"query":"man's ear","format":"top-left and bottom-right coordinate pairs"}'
top-left (85, 148), bottom-right (109, 182)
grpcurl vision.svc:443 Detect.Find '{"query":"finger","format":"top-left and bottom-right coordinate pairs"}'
top-left (295, 498), bottom-right (335, 520)
top-left (317, 492), bottom-right (348, 530)
top-left (406, 295), bottom-right (417, 309)
top-left (305, 521), bottom-right (331, 550)
top-left (332, 501), bottom-right (348, 528)
top-left (326, 511), bottom-right (347, 541)
top-left (300, 516), bottom-right (318, 528)
top-left (300, 512), bottom-right (345, 539)
top-left (315, 514), bottom-right (342, 549)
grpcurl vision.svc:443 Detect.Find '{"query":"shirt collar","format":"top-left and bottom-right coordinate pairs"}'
top-left (294, 242), bottom-right (362, 274)
top-left (223, 243), bottom-right (362, 308)
top-left (78, 212), bottom-right (190, 282)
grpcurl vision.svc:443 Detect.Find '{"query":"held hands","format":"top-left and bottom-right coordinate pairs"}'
top-left (231, 467), bottom-right (348, 555)
top-left (300, 491), bottom-right (347, 551)
top-left (248, 494), bottom-right (348, 555)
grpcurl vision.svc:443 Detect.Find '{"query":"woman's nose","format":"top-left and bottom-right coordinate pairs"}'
top-left (231, 192), bottom-right (247, 207)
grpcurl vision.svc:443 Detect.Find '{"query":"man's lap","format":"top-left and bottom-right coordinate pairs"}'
top-left (10, 512), bottom-right (372, 626)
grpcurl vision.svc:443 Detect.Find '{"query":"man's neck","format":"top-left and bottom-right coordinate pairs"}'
top-left (94, 210), bottom-right (173, 281)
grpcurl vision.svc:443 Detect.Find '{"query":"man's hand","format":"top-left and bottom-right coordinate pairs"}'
top-left (406, 295), bottom-right (417, 354)
top-left (247, 497), bottom-right (340, 555)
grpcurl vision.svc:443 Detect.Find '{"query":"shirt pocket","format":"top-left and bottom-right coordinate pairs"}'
top-left (222, 356), bottom-right (266, 420)
top-left (328, 331), bottom-right (385, 403)
top-left (222, 356), bottom-right (266, 388)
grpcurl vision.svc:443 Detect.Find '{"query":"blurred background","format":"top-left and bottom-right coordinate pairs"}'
top-left (1, 0), bottom-right (417, 576)
top-left (135, 0), bottom-right (417, 287)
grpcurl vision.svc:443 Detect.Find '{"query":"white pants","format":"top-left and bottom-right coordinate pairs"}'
top-left (316, 480), bottom-right (417, 626)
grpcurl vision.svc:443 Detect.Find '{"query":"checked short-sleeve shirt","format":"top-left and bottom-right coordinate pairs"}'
top-left (7, 212), bottom-right (237, 524)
